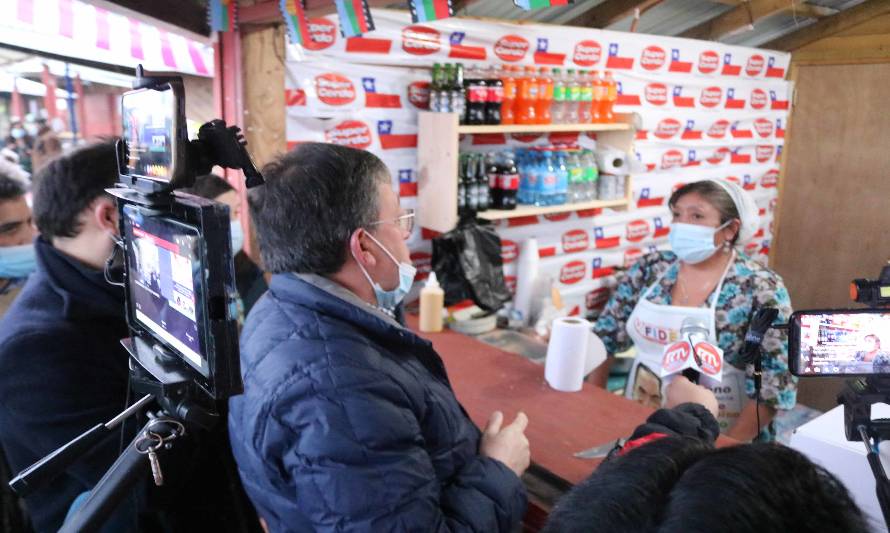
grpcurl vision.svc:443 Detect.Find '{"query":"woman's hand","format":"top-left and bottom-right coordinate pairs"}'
top-left (666, 376), bottom-right (719, 419)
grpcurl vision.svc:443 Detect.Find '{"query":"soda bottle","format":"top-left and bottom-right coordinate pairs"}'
top-left (554, 150), bottom-right (568, 205)
top-left (430, 63), bottom-right (442, 113)
top-left (457, 153), bottom-right (467, 216)
top-left (486, 152), bottom-right (501, 208)
top-left (485, 65), bottom-right (503, 125)
top-left (476, 153), bottom-right (490, 211)
top-left (517, 66), bottom-right (538, 125)
top-left (603, 71), bottom-right (618, 123)
top-left (579, 71), bottom-right (593, 123)
top-left (465, 152), bottom-right (479, 214)
top-left (565, 69), bottom-right (580, 124)
top-left (463, 64), bottom-right (485, 125)
top-left (452, 64), bottom-right (466, 123)
top-left (551, 68), bottom-right (566, 124)
top-left (566, 150), bottom-right (583, 202)
top-left (501, 65), bottom-right (517, 125)
top-left (498, 152), bottom-right (519, 210)
top-left (535, 67), bottom-right (553, 125)
top-left (591, 71), bottom-right (605, 123)
top-left (440, 64), bottom-right (454, 113)
top-left (581, 150), bottom-right (599, 200)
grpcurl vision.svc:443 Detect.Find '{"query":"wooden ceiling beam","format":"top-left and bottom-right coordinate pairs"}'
top-left (565, 0), bottom-right (662, 29)
top-left (765, 0), bottom-right (890, 51)
top-left (680, 0), bottom-right (800, 41)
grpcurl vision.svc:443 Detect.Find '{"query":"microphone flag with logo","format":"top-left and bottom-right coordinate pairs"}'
top-left (661, 317), bottom-right (725, 382)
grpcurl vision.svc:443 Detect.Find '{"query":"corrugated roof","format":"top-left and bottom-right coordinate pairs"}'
top-left (607, 0), bottom-right (733, 35)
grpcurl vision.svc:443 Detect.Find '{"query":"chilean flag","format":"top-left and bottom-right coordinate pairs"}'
top-left (471, 133), bottom-right (507, 145)
top-left (538, 245), bottom-right (558, 258)
top-left (681, 119), bottom-right (702, 140)
top-left (766, 56), bottom-right (786, 78)
top-left (721, 52), bottom-right (741, 76)
top-left (776, 118), bottom-right (786, 139)
top-left (653, 217), bottom-right (670, 238)
top-left (577, 208), bottom-right (603, 218)
top-left (345, 36), bottom-right (392, 54)
top-left (742, 174), bottom-right (757, 191)
top-left (637, 187), bottom-right (665, 208)
top-left (668, 48), bottom-right (692, 73)
top-left (672, 86), bottom-right (695, 108)
top-left (592, 257), bottom-right (615, 278)
top-left (730, 121), bottom-right (753, 139)
top-left (616, 81), bottom-right (641, 106)
top-left (377, 120), bottom-right (417, 150)
top-left (770, 90), bottom-right (789, 110)
top-left (594, 227), bottom-right (620, 249)
top-left (398, 168), bottom-right (417, 196)
top-left (724, 88), bottom-right (746, 109)
top-left (606, 43), bottom-right (634, 69)
top-left (635, 130), bottom-right (649, 140)
top-left (507, 215), bottom-right (540, 227)
top-left (448, 31), bottom-right (487, 60)
top-left (731, 148), bottom-right (752, 165)
top-left (363, 78), bottom-right (401, 108)
top-left (683, 149), bottom-right (701, 167)
top-left (534, 37), bottom-right (566, 65)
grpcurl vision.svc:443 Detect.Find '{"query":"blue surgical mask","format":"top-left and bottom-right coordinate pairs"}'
top-left (230, 222), bottom-right (244, 253)
top-left (669, 221), bottom-right (731, 264)
top-left (10, 128), bottom-right (25, 140)
top-left (355, 231), bottom-right (417, 311)
top-left (0, 243), bottom-right (37, 278)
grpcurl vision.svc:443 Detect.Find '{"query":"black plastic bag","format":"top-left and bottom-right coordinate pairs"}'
top-left (432, 220), bottom-right (511, 312)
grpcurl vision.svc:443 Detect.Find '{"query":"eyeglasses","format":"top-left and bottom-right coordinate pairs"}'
top-left (368, 208), bottom-right (415, 233)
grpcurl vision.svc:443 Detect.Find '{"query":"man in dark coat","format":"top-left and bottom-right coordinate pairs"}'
top-left (229, 142), bottom-right (530, 532)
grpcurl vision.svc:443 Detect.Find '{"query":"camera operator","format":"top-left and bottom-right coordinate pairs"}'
top-left (229, 142), bottom-right (530, 532)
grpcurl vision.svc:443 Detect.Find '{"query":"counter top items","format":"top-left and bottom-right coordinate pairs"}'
top-left (447, 303), bottom-right (498, 335)
top-left (544, 317), bottom-right (607, 392)
top-left (419, 272), bottom-right (444, 333)
top-left (514, 237), bottom-right (540, 326)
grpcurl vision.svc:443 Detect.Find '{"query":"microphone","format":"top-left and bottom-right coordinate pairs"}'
top-left (743, 307), bottom-right (779, 393)
top-left (680, 318), bottom-right (710, 384)
top-left (660, 317), bottom-right (725, 384)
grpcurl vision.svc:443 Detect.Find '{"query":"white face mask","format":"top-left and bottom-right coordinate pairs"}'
top-left (669, 221), bottom-right (731, 264)
top-left (353, 231), bottom-right (416, 311)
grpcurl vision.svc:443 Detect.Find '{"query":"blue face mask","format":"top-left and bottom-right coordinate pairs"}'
top-left (669, 221), bottom-right (731, 264)
top-left (0, 243), bottom-right (37, 278)
top-left (355, 231), bottom-right (417, 312)
top-left (10, 128), bottom-right (25, 140)
top-left (230, 222), bottom-right (244, 253)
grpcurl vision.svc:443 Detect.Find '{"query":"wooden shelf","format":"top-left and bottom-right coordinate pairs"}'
top-left (457, 122), bottom-right (631, 135)
top-left (477, 198), bottom-right (630, 221)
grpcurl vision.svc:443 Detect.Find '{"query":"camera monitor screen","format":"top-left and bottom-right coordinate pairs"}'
top-left (121, 87), bottom-right (177, 182)
top-left (123, 205), bottom-right (209, 377)
top-left (792, 310), bottom-right (890, 376)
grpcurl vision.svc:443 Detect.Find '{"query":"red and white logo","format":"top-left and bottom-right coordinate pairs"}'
top-left (501, 239), bottom-right (519, 263)
top-left (314, 73), bottom-right (356, 106)
top-left (562, 229), bottom-right (589, 253)
top-left (645, 83), bottom-right (668, 106)
top-left (700, 86), bottom-right (722, 108)
top-left (698, 50), bottom-right (720, 74)
top-left (410, 252), bottom-right (432, 278)
top-left (754, 118), bottom-right (774, 138)
top-left (325, 120), bottom-right (372, 149)
top-left (707, 147), bottom-right (731, 165)
top-left (402, 25), bottom-right (441, 55)
top-left (695, 342), bottom-right (723, 375)
top-left (624, 247), bottom-right (643, 267)
top-left (640, 46), bottom-right (667, 70)
top-left (756, 145), bottom-right (775, 163)
top-left (494, 35), bottom-right (530, 62)
top-left (750, 89), bottom-right (768, 109)
top-left (573, 40), bottom-right (602, 67)
top-left (746, 54), bottom-right (765, 77)
top-left (654, 118), bottom-right (682, 140)
top-left (761, 169), bottom-right (779, 188)
top-left (407, 81), bottom-right (431, 109)
top-left (662, 341), bottom-right (691, 373)
top-left (707, 119), bottom-right (730, 139)
top-left (661, 149), bottom-right (684, 169)
top-left (626, 219), bottom-right (650, 242)
top-left (560, 260), bottom-right (587, 285)
top-left (505, 275), bottom-right (517, 294)
top-left (305, 18), bottom-right (337, 51)
top-left (587, 287), bottom-right (610, 310)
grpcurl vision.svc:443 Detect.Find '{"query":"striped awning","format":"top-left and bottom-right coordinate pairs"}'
top-left (0, 0), bottom-right (215, 77)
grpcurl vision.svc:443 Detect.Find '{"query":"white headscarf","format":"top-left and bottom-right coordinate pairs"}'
top-left (709, 179), bottom-right (760, 244)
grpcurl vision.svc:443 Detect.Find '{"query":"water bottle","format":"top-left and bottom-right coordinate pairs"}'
top-left (554, 150), bottom-right (568, 205)
top-left (566, 151), bottom-right (583, 203)
top-left (537, 150), bottom-right (557, 206)
top-left (551, 68), bottom-right (566, 125)
top-left (565, 69), bottom-right (580, 124)
top-left (579, 71), bottom-right (593, 123)
top-left (518, 149), bottom-right (535, 205)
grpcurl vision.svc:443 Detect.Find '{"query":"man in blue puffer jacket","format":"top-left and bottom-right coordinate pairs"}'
top-left (229, 142), bottom-right (530, 532)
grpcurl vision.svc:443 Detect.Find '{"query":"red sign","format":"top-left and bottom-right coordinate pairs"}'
top-left (761, 169), bottom-right (779, 188)
top-left (750, 89), bottom-right (768, 110)
top-left (640, 46), bottom-right (667, 70)
top-left (753, 118), bottom-right (774, 138)
top-left (695, 342), bottom-right (723, 375)
top-left (511, 133), bottom-right (543, 143)
top-left (654, 118), bottom-right (681, 140)
top-left (562, 229), bottom-right (589, 253)
top-left (407, 81), bottom-right (430, 109)
top-left (626, 219), bottom-right (650, 242)
top-left (756, 145), bottom-right (775, 163)
top-left (305, 18), bottom-right (337, 51)
top-left (494, 35), bottom-right (530, 62)
top-left (699, 86), bottom-right (722, 108)
top-left (573, 40), bottom-right (602, 66)
top-left (314, 73), bottom-right (356, 106)
top-left (402, 25), bottom-right (441, 55)
top-left (560, 260), bottom-right (587, 285)
top-left (325, 120), bottom-right (372, 149)
top-left (746, 54), bottom-right (765, 77)
top-left (662, 341), bottom-right (691, 373)
top-left (501, 239), bottom-right (519, 263)
top-left (645, 83), bottom-right (668, 106)
top-left (661, 149), bottom-right (684, 169)
top-left (707, 119), bottom-right (730, 139)
top-left (543, 212), bottom-right (572, 222)
top-left (410, 251), bottom-right (432, 280)
top-left (698, 50), bottom-right (720, 74)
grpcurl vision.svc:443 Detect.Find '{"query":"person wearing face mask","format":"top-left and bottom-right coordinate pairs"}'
top-left (229, 142), bottom-right (530, 532)
top-left (0, 172), bottom-right (37, 317)
top-left (592, 180), bottom-right (796, 442)
top-left (186, 174), bottom-right (267, 321)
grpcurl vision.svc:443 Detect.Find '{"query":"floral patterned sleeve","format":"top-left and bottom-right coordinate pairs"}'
top-left (747, 272), bottom-right (798, 410)
top-left (593, 253), bottom-right (668, 356)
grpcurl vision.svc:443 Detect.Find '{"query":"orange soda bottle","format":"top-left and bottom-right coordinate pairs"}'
top-left (517, 66), bottom-right (538, 125)
top-left (501, 65), bottom-right (517, 125)
top-left (535, 67), bottom-right (553, 125)
top-left (591, 70), bottom-right (606, 123)
top-left (603, 71), bottom-right (618, 122)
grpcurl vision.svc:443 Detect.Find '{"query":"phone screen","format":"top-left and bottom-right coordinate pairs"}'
top-left (791, 310), bottom-right (890, 376)
top-left (121, 87), bottom-right (176, 182)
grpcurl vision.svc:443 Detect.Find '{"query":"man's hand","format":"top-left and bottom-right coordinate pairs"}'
top-left (480, 411), bottom-right (530, 477)
top-left (666, 376), bottom-right (719, 419)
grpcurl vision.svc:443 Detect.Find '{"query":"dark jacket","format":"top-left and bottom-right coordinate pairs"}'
top-left (229, 273), bottom-right (527, 532)
top-left (0, 237), bottom-right (130, 533)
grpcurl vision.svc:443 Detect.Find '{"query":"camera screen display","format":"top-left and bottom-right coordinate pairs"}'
top-left (793, 311), bottom-right (890, 376)
top-left (121, 88), bottom-right (175, 182)
top-left (123, 205), bottom-right (208, 376)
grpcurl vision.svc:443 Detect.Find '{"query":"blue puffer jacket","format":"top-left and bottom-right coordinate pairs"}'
top-left (229, 274), bottom-right (527, 532)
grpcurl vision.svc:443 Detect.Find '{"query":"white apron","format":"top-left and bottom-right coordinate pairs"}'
top-left (624, 254), bottom-right (747, 433)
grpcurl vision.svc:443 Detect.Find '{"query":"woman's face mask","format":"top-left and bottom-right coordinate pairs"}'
top-left (669, 221), bottom-right (731, 264)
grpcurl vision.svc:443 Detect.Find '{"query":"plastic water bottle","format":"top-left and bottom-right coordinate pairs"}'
top-left (566, 151), bottom-right (583, 203)
top-left (537, 150), bottom-right (557, 206)
top-left (518, 150), bottom-right (537, 205)
top-left (551, 68), bottom-right (566, 125)
top-left (565, 69), bottom-right (580, 124)
top-left (579, 71), bottom-right (593, 123)
top-left (554, 150), bottom-right (568, 205)
top-left (581, 150), bottom-right (599, 200)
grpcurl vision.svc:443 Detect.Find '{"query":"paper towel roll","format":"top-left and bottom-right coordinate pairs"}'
top-left (513, 237), bottom-right (539, 326)
top-left (544, 317), bottom-right (608, 392)
top-left (595, 148), bottom-right (629, 176)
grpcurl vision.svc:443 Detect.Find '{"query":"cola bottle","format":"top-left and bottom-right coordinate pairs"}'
top-left (457, 153), bottom-right (467, 217)
top-left (485, 65), bottom-right (503, 125)
top-left (476, 153), bottom-right (490, 212)
top-left (497, 152), bottom-right (519, 210)
top-left (465, 153), bottom-right (479, 214)
top-left (465, 65), bottom-right (487, 126)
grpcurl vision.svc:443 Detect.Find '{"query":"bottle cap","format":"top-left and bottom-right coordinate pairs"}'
top-left (426, 271), bottom-right (440, 288)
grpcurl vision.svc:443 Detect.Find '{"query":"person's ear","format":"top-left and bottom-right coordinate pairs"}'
top-left (349, 228), bottom-right (377, 269)
top-left (93, 197), bottom-right (119, 235)
top-left (719, 219), bottom-right (741, 246)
